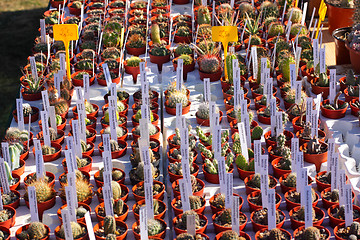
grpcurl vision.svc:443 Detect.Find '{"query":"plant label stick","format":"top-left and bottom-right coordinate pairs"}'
top-left (28, 186), bottom-right (39, 222)
top-left (1, 143), bottom-right (10, 168)
top-left (295, 81), bottom-right (302, 105)
top-left (102, 63), bottom-right (112, 90)
top-left (66, 171), bottom-right (78, 206)
top-left (65, 186), bottom-right (77, 222)
top-left (313, 38), bottom-right (319, 66)
top-left (304, 185), bottom-right (313, 228)
top-left (176, 59), bottom-right (184, 89)
top-left (225, 173), bottom-right (233, 209)
top-left (139, 206), bottom-right (149, 240)
top-left (59, 53), bottom-right (66, 73)
top-left (66, 136), bottom-right (76, 157)
top-left (218, 156), bottom-right (227, 194)
top-left (308, 7), bottom-right (316, 31)
top-left (0, 191), bottom-right (3, 211)
top-left (251, 47), bottom-right (258, 80)
top-left (327, 138), bottom-right (335, 173)
top-left (139, 119), bottom-right (150, 146)
top-left (260, 58), bottom-right (267, 84)
top-left (267, 188), bottom-right (276, 230)
top-left (83, 74), bottom-right (90, 101)
top-left (298, 167), bottom-right (307, 197)
top-left (203, 78), bottom-right (210, 102)
top-left (275, 111), bottom-right (283, 137)
top-left (85, 212), bottom-right (96, 240)
top-left (108, 96), bottom-right (118, 141)
top-left (76, 101), bottom-right (87, 142)
top-left (212, 125), bottom-right (221, 157)
top-left (237, 122), bottom-right (249, 162)
top-left (48, 106), bottom-right (57, 133)
top-left (40, 19), bottom-right (46, 43)
top-left (35, 150), bottom-right (44, 180)
top-left (319, 47), bottom-right (326, 73)
top-left (301, 2), bottom-right (308, 25)
top-left (281, 1), bottom-right (287, 23)
top-left (175, 103), bottom-right (183, 129)
top-left (254, 140), bottom-right (261, 174)
top-left (103, 185), bottom-right (114, 217)
top-left (344, 184), bottom-right (353, 227)
top-left (54, 72), bottom-right (61, 94)
top-left (179, 179), bottom-right (190, 211)
top-left (260, 155), bottom-right (269, 209)
top-left (328, 70), bottom-right (336, 105)
top-left (102, 144), bottom-right (113, 173)
top-left (331, 153), bottom-right (339, 191)
top-left (61, 209), bottom-right (74, 240)
top-left (229, 195), bottom-right (239, 234)
top-left (285, 21), bottom-right (292, 42)
top-left (0, 159), bottom-right (10, 194)
top-left (243, 113), bottom-right (251, 146)
top-left (264, 77), bottom-right (271, 102)
top-left (306, 97), bottom-right (312, 123)
top-left (141, 104), bottom-right (151, 124)
top-left (41, 90), bottom-right (50, 112)
top-left (234, 67), bottom-right (241, 109)
top-left (180, 127), bottom-right (192, 194)
top-left (144, 182), bottom-right (154, 219)
top-left (65, 150), bottom-right (77, 173)
top-left (209, 101), bottom-right (216, 132)
top-left (16, 99), bottom-right (25, 130)
top-left (40, 111), bottom-right (51, 147)
top-left (339, 169), bottom-right (346, 207)
top-left (186, 214), bottom-right (196, 236)
top-left (311, 19), bottom-right (318, 40)
top-left (291, 138), bottom-right (299, 173)
top-left (290, 64), bottom-right (296, 89)
top-left (29, 56), bottom-right (38, 82)
top-left (72, 120), bottom-right (82, 157)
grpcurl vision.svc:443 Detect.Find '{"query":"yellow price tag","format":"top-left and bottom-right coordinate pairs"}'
top-left (53, 24), bottom-right (79, 80)
top-left (315, 0), bottom-right (327, 39)
top-left (212, 26), bottom-right (238, 80)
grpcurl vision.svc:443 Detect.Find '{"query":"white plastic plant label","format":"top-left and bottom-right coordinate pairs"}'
top-left (260, 58), bottom-right (267, 84)
top-left (54, 72), bottom-right (61, 94)
top-left (225, 173), bottom-right (233, 209)
top-left (298, 167), bottom-right (307, 194)
top-left (103, 148), bottom-right (113, 173)
top-left (237, 122), bottom-right (249, 162)
top-left (102, 63), bottom-right (112, 89)
top-left (176, 103), bottom-right (182, 128)
top-left (0, 159), bottom-right (10, 194)
top-left (251, 47), bottom-right (258, 80)
top-left (243, 113), bottom-right (251, 147)
top-left (233, 59), bottom-right (240, 105)
top-left (267, 188), bottom-right (276, 230)
top-left (203, 78), bottom-right (210, 102)
top-left (48, 106), bottom-right (57, 133)
top-left (179, 179), bottom-right (190, 211)
top-left (83, 74), bottom-right (90, 101)
top-left (319, 47), bottom-right (326, 74)
top-left (75, 87), bottom-right (83, 101)
top-left (329, 69), bottom-right (336, 104)
top-left (270, 98), bottom-right (277, 136)
top-left (103, 185), bottom-right (114, 217)
top-left (295, 46), bottom-right (302, 73)
top-left (0, 191), bottom-right (3, 211)
top-left (1, 143), bottom-right (10, 167)
top-left (291, 138), bottom-right (299, 173)
top-left (65, 186), bottom-right (77, 222)
top-left (76, 101), bottom-right (87, 142)
top-left (110, 83), bottom-right (116, 97)
top-left (218, 156), bottom-right (227, 194)
top-left (285, 20), bottom-right (292, 41)
top-left (59, 53), bottom-right (66, 72)
top-left (67, 172), bottom-right (78, 206)
top-left (290, 64), bottom-right (296, 89)
top-left (139, 206), bottom-right (149, 240)
top-left (209, 101), bottom-right (216, 131)
top-left (144, 182), bottom-right (154, 220)
top-left (264, 77), bottom-right (273, 102)
top-left (41, 90), bottom-right (50, 112)
top-left (35, 150), bottom-right (44, 180)
top-left (254, 140), bottom-right (261, 174)
top-left (176, 59), bottom-right (183, 89)
top-left (331, 153), bottom-right (339, 191)
top-left (61, 209), bottom-right (74, 240)
top-left (40, 111), bottom-right (51, 147)
top-left (313, 38), bottom-right (319, 67)
top-left (141, 148), bottom-right (152, 182)
top-left (84, 212), bottom-right (96, 240)
top-left (65, 149), bottom-right (77, 173)
top-left (306, 97), bottom-right (313, 123)
top-left (232, 196), bottom-right (240, 234)
top-left (186, 214), bottom-right (196, 236)
top-left (275, 111), bottom-right (283, 137)
top-left (327, 138), bottom-right (335, 173)
top-left (304, 185), bottom-right (313, 228)
top-left (141, 104), bottom-right (150, 124)
top-left (339, 169), bottom-right (346, 207)
top-left (295, 81), bottom-right (302, 105)
top-left (29, 57), bottom-right (38, 81)
top-left (16, 99), bottom-right (24, 130)
top-left (310, 109), bottom-right (318, 138)
top-left (28, 186), bottom-right (39, 222)
top-left (108, 96), bottom-right (118, 141)
top-left (260, 155), bottom-right (269, 209)
top-left (212, 125), bottom-right (221, 157)
top-left (240, 99), bottom-right (247, 117)
top-left (71, 120), bottom-right (82, 158)
top-left (344, 184), bottom-right (353, 227)
top-left (308, 7), bottom-right (316, 31)
top-left (40, 19), bottom-right (46, 43)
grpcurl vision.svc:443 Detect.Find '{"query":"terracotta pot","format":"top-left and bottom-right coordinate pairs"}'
top-left (209, 193), bottom-right (242, 214)
top-left (247, 190), bottom-right (281, 212)
top-left (149, 53), bottom-right (170, 72)
top-left (300, 142), bottom-right (328, 172)
top-left (125, 44), bottom-right (146, 56)
top-left (350, 99), bottom-right (360, 116)
top-left (132, 180), bottom-right (165, 202)
top-left (165, 102), bottom-right (191, 115)
top-left (16, 223), bottom-right (50, 240)
top-left (195, 110), bottom-right (223, 126)
top-left (24, 171), bottom-right (55, 188)
top-left (334, 223), bottom-right (352, 240)
top-left (25, 191), bottom-right (56, 220)
top-left (32, 142), bottom-right (62, 162)
top-left (212, 210), bottom-right (247, 234)
top-left (132, 125), bottom-right (161, 142)
top-left (296, 129), bottom-right (326, 146)
top-left (94, 168), bottom-right (126, 187)
top-left (9, 173), bottom-right (20, 190)
top-left (173, 60), bottom-right (195, 80)
top-left (315, 171), bottom-right (331, 192)
top-left (98, 139), bottom-right (128, 159)
top-left (333, 27), bottom-right (352, 65)
top-left (284, 189), bottom-right (319, 211)
top-left (203, 164), bottom-right (234, 184)
top-left (72, 103), bottom-right (99, 118)
top-left (310, 78), bottom-right (330, 98)
top-left (0, 206), bottom-right (15, 229)
top-left (321, 187), bottom-right (355, 209)
top-left (13, 106), bottom-right (39, 123)
top-left (320, 99), bottom-right (347, 119)
top-left (236, 164), bottom-right (255, 181)
top-left (93, 220), bottom-right (127, 240)
top-left (168, 163), bottom-right (199, 182)
top-left (279, 173), bottom-right (313, 194)
top-left (215, 231), bottom-right (250, 240)
top-left (326, 2), bottom-right (354, 34)
top-left (131, 113), bottom-right (159, 127)
top-left (250, 208), bottom-right (286, 232)
top-left (257, 108), bottom-right (271, 125)
top-left (132, 219), bottom-right (167, 240)
top-left (62, 155), bottom-right (93, 172)
top-left (39, 117), bottom-right (67, 131)
top-left (171, 195), bottom-right (206, 215)
top-left (328, 204), bottom-right (360, 228)
top-left (95, 201), bottom-right (128, 222)
top-left (57, 203), bottom-right (91, 224)
top-left (244, 174), bottom-right (278, 195)
top-left (133, 199), bottom-right (166, 221)
top-left (255, 228), bottom-right (291, 240)
top-left (96, 184), bottom-right (128, 203)
top-left (36, 129), bottom-right (65, 145)
top-left (173, 0), bottom-right (190, 4)
top-left (289, 206), bottom-right (324, 230)
top-left (55, 222), bottom-right (88, 240)
top-left (198, 69), bottom-right (223, 82)
top-left (264, 130), bottom-right (293, 148)
top-left (293, 226), bottom-right (331, 240)
top-left (271, 158), bottom-right (291, 179)
top-left (21, 88), bottom-right (43, 101)
top-left (172, 178), bottom-right (205, 198)
top-left (173, 213), bottom-right (208, 235)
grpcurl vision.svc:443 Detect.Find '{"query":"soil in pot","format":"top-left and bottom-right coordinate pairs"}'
top-left (251, 208), bottom-right (285, 231)
top-left (213, 208), bottom-right (247, 233)
top-left (293, 226), bottom-right (330, 240)
top-left (256, 228), bottom-right (291, 240)
top-left (172, 195), bottom-right (206, 215)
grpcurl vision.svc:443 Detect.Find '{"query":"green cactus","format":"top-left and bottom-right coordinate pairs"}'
top-left (104, 215), bottom-right (116, 235)
top-left (199, 55), bottom-right (221, 73)
top-left (26, 222), bottom-right (47, 240)
top-left (279, 53), bottom-right (296, 82)
top-left (248, 173), bottom-right (261, 188)
top-left (219, 230), bottom-right (242, 240)
top-left (317, 72), bottom-right (329, 87)
top-left (150, 45), bottom-right (169, 56)
top-left (235, 151), bottom-right (255, 171)
top-left (179, 210), bottom-right (200, 229)
top-left (105, 234), bottom-right (117, 240)
top-left (104, 126), bottom-right (125, 138)
top-left (60, 178), bottom-right (92, 203)
top-left (41, 144), bottom-right (56, 155)
top-left (277, 157), bottom-right (292, 170)
top-left (197, 6), bottom-right (211, 24)
top-left (133, 123), bottom-right (158, 136)
top-left (0, 210), bottom-right (9, 222)
top-left (350, 222), bottom-right (360, 236)
top-left (226, 53), bottom-right (237, 84)
top-left (330, 189), bottom-right (339, 202)
top-left (166, 91), bottom-right (189, 108)
top-left (175, 44), bottom-right (193, 55)
top-left (212, 193), bottom-right (226, 209)
top-left (345, 69), bottom-right (359, 85)
top-left (219, 208), bottom-right (232, 225)
top-left (252, 126), bottom-right (263, 141)
top-left (151, 24), bottom-right (161, 44)
top-left (17, 230), bottom-right (30, 240)
top-left (269, 228), bottom-right (283, 240)
top-left (189, 196), bottom-right (203, 210)
top-left (58, 222), bottom-right (84, 239)
top-left (111, 181), bottom-right (122, 200)
top-left (114, 199), bottom-right (124, 215)
top-left (126, 56), bottom-right (142, 67)
top-left (268, 22), bottom-right (285, 37)
top-left (26, 180), bottom-right (55, 203)
top-left (284, 172), bottom-right (297, 187)
top-left (303, 226), bottom-right (321, 240)
top-left (286, 7), bottom-right (303, 24)
top-left (76, 206), bottom-right (88, 218)
top-left (147, 219), bottom-right (163, 236)
top-left (177, 54), bottom-right (193, 65)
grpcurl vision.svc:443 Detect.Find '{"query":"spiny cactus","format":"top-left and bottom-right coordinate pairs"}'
top-left (330, 189), bottom-right (339, 202)
top-left (219, 230), bottom-right (243, 240)
top-left (104, 215), bottom-right (116, 235)
top-left (109, 139), bottom-right (121, 152)
top-left (27, 222), bottom-right (47, 240)
top-left (76, 156), bottom-right (88, 168)
top-left (104, 126), bottom-right (125, 138)
top-left (212, 193), bottom-right (226, 209)
top-left (198, 55), bottom-right (221, 73)
top-left (167, 91), bottom-right (189, 108)
top-left (126, 56), bottom-right (142, 67)
top-left (76, 206), bottom-right (88, 218)
top-left (105, 234), bottom-right (117, 240)
top-left (134, 162), bottom-right (156, 180)
top-left (283, 172), bottom-right (297, 187)
top-left (269, 228), bottom-right (284, 240)
top-left (252, 126), bottom-right (263, 141)
top-left (235, 150), bottom-right (255, 171)
top-left (111, 181), bottom-right (122, 200)
top-left (0, 210), bottom-right (9, 222)
top-left (26, 180), bottom-right (55, 203)
top-left (350, 222), bottom-right (360, 236)
top-left (42, 144), bottom-right (56, 155)
top-left (219, 208), bottom-right (232, 225)
top-left (5, 127), bottom-right (29, 143)
top-left (197, 6), bottom-right (211, 25)
top-left (268, 22), bottom-right (285, 37)
top-left (277, 157), bottom-right (292, 170)
top-left (316, 72), bottom-right (329, 87)
top-left (177, 54), bottom-right (193, 65)
top-left (133, 123), bottom-right (158, 136)
top-left (58, 222), bottom-right (84, 239)
top-left (114, 199), bottom-right (124, 216)
top-left (179, 210), bottom-right (200, 229)
top-left (290, 23), bottom-right (308, 37)
top-left (295, 206), bottom-right (315, 221)
top-left (150, 44), bottom-right (169, 56)
top-left (345, 69), bottom-right (359, 85)
top-left (306, 137), bottom-right (323, 154)
top-left (286, 7), bottom-right (303, 24)
top-left (147, 219), bottom-right (163, 236)
top-left (189, 196), bottom-right (203, 210)
top-left (279, 53), bottom-right (296, 82)
top-left (248, 173), bottom-right (262, 188)
top-left (225, 53), bottom-right (237, 84)
top-left (303, 226), bottom-right (321, 240)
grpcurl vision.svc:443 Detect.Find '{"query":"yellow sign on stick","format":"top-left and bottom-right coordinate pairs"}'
top-left (315, 0), bottom-right (327, 39)
top-left (53, 24), bottom-right (79, 80)
top-left (212, 26), bottom-right (238, 80)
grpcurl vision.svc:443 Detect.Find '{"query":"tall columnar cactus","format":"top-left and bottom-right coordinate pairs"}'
top-left (226, 53), bottom-right (237, 84)
top-left (151, 24), bottom-right (161, 44)
top-left (104, 215), bottom-right (116, 235)
top-left (147, 219), bottom-right (163, 236)
top-left (114, 199), bottom-right (124, 215)
top-left (189, 196), bottom-right (203, 210)
top-left (27, 222), bottom-right (47, 240)
top-left (111, 181), bottom-right (122, 200)
top-left (303, 226), bottom-right (321, 240)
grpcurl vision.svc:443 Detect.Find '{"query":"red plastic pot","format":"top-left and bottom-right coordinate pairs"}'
top-left (209, 193), bottom-right (242, 214)
top-left (57, 203), bottom-right (91, 224)
top-left (132, 219), bottom-right (166, 240)
top-left (326, 2), bottom-right (354, 34)
top-left (289, 206), bottom-right (325, 230)
top-left (172, 178), bottom-right (205, 198)
top-left (320, 99), bottom-right (347, 119)
top-left (98, 139), bottom-right (127, 159)
top-left (244, 174), bottom-right (278, 195)
top-left (310, 78), bottom-right (330, 98)
top-left (284, 189), bottom-right (319, 211)
top-left (16, 223), bottom-right (49, 240)
top-left (247, 190), bottom-right (281, 212)
top-left (94, 201), bottom-right (128, 223)
top-left (328, 204), bottom-right (360, 228)
top-left (198, 69), bottom-right (223, 82)
top-left (255, 228), bottom-right (291, 240)
top-left (93, 220), bottom-right (127, 240)
top-left (168, 163), bottom-right (199, 182)
top-left (202, 164), bottom-right (234, 184)
top-left (94, 168), bottom-right (126, 187)
top-left (293, 226), bottom-right (331, 240)
top-left (25, 191), bottom-right (56, 220)
top-left (173, 213), bottom-right (208, 235)
top-left (212, 210), bottom-right (247, 234)
top-left (195, 110), bottom-right (223, 126)
top-left (171, 195), bottom-right (206, 215)
top-left (55, 222), bottom-right (88, 240)
top-left (250, 208), bottom-right (286, 232)
top-left (300, 142), bottom-right (328, 172)
top-left (165, 102), bottom-right (191, 115)
top-left (271, 158), bottom-right (291, 179)
top-left (13, 106), bottom-right (39, 123)
top-left (133, 199), bottom-right (166, 221)
top-left (215, 231), bottom-right (250, 240)
top-left (132, 180), bottom-right (165, 202)
top-left (32, 142), bottom-right (62, 162)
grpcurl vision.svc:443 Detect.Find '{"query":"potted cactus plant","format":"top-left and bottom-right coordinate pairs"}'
top-left (16, 222), bottom-right (50, 240)
top-left (95, 199), bottom-right (128, 222)
top-left (55, 221), bottom-right (88, 240)
top-left (132, 123), bottom-right (161, 141)
top-left (21, 72), bottom-right (45, 101)
top-left (132, 218), bottom-right (167, 240)
top-left (98, 139), bottom-right (127, 159)
top-left (132, 180), bottom-right (164, 202)
top-left (126, 34), bottom-right (146, 56)
top-left (195, 102), bottom-right (222, 126)
top-left (334, 222), bottom-right (360, 240)
top-left (215, 230), bottom-right (251, 240)
top-left (171, 195), bottom-right (206, 215)
top-left (244, 173), bottom-right (278, 195)
top-left (173, 210), bottom-right (208, 235)
top-left (255, 228), bottom-right (292, 240)
top-left (149, 44), bottom-right (171, 71)
top-left (196, 45), bottom-right (223, 82)
top-left (284, 188), bottom-right (319, 211)
top-left (93, 215), bottom-right (128, 240)
top-left (212, 208), bottom-right (247, 233)
top-left (164, 90), bottom-right (191, 115)
top-left (247, 190), bottom-right (282, 212)
top-left (293, 226), bottom-right (331, 240)
top-left (57, 203), bottom-right (91, 224)
top-left (172, 176), bottom-right (205, 198)
top-left (250, 208), bottom-right (286, 232)
top-left (328, 204), bottom-right (360, 228)
top-left (209, 193), bottom-right (243, 214)
top-left (300, 137), bottom-right (328, 171)
top-left (311, 72), bottom-right (330, 98)
top-left (321, 91), bottom-right (348, 118)
top-left (173, 54), bottom-right (195, 80)
top-left (289, 206), bottom-right (325, 230)
top-left (174, 43), bottom-right (193, 58)
top-left (124, 56), bottom-right (144, 83)
top-left (133, 199), bottom-right (166, 221)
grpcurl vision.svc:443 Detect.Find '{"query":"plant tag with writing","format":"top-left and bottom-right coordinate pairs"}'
top-left (139, 206), bottom-right (149, 240)
top-left (225, 173), bottom-right (233, 209)
top-left (212, 125), bottom-right (221, 157)
top-left (344, 184), bottom-right (353, 227)
top-left (16, 99), bottom-right (25, 130)
top-left (65, 186), bottom-right (77, 222)
top-left (54, 72), bottom-right (61, 94)
top-left (28, 186), bottom-right (39, 222)
top-left (290, 64), bottom-right (296, 89)
top-left (204, 78), bottom-right (210, 102)
top-left (179, 179), bottom-right (191, 211)
top-left (306, 97), bottom-right (313, 123)
top-left (291, 138), bottom-right (299, 173)
top-left (35, 149), bottom-right (44, 180)
top-left (319, 47), bottom-right (326, 73)
top-left (231, 195), bottom-right (240, 234)
top-left (237, 122), bottom-right (249, 162)
top-left (218, 156), bottom-right (227, 194)
top-left (264, 77), bottom-right (273, 102)
top-left (270, 98), bottom-right (277, 137)
top-left (40, 111), bottom-right (51, 147)
top-left (71, 120), bottom-right (82, 157)
top-left (85, 212), bottom-right (96, 240)
top-left (329, 69), bottom-right (336, 104)
top-left (102, 63), bottom-right (112, 90)
top-left (180, 127), bottom-right (192, 194)
top-left (103, 184), bottom-right (114, 217)
top-left (176, 59), bottom-right (183, 89)
top-left (275, 111), bottom-right (283, 137)
top-left (313, 38), bottom-right (319, 67)
top-left (0, 159), bottom-right (10, 194)
top-left (304, 185), bottom-right (313, 228)
top-left (1, 143), bottom-right (10, 167)
top-left (48, 106), bottom-right (57, 133)
top-left (67, 172), bottom-right (78, 207)
top-left (295, 81), bottom-right (302, 105)
top-left (267, 188), bottom-right (276, 230)
top-left (327, 138), bottom-right (335, 173)
top-left (76, 101), bottom-right (87, 142)
top-left (331, 153), bottom-right (339, 191)
top-left (254, 140), bottom-right (261, 174)
top-left (251, 47), bottom-right (258, 80)
top-left (339, 169), bottom-right (346, 207)
top-left (0, 192), bottom-right (3, 211)
top-left (298, 167), bottom-right (307, 194)
top-left (65, 149), bottom-right (77, 173)
top-left (144, 182), bottom-right (154, 220)
top-left (108, 96), bottom-right (118, 141)
top-left (40, 19), bottom-right (46, 43)
top-left (61, 209), bottom-right (74, 240)
top-left (141, 104), bottom-right (150, 124)
top-left (260, 155), bottom-right (269, 209)
top-left (176, 103), bottom-right (182, 128)
top-left (186, 214), bottom-right (196, 236)
top-left (29, 57), bottom-right (38, 81)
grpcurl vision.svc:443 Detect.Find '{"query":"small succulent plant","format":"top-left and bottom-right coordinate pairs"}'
top-left (58, 221), bottom-right (84, 239)
top-left (166, 90), bottom-right (189, 108)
